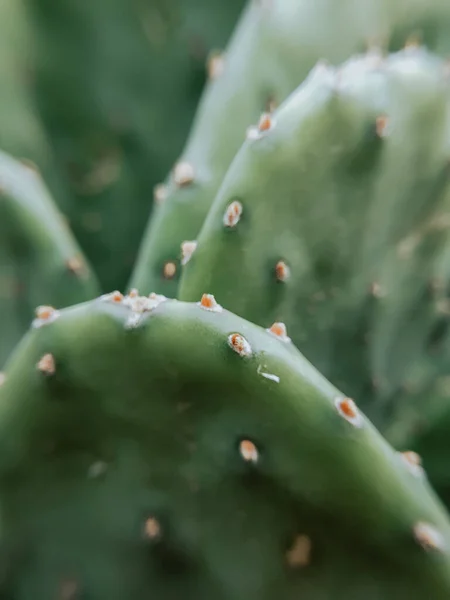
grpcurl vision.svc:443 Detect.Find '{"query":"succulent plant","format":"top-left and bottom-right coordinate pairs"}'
top-left (0, 0), bottom-right (66, 199)
top-left (1, 291), bottom-right (450, 598)
top-left (23, 0), bottom-right (246, 291)
top-left (178, 47), bottom-right (450, 434)
top-left (0, 150), bottom-right (99, 367)
top-left (130, 0), bottom-right (450, 299)
top-left (3, 1), bottom-right (450, 596)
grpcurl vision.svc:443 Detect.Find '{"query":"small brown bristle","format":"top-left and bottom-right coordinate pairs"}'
top-left (207, 51), bottom-right (225, 79)
top-left (37, 353), bottom-right (56, 375)
top-left (223, 200), bottom-right (243, 227)
top-left (128, 288), bottom-right (139, 298)
top-left (173, 161), bottom-right (195, 187)
top-left (181, 240), bottom-right (197, 266)
top-left (286, 535), bottom-right (312, 568)
top-left (400, 451), bottom-right (424, 477)
top-left (198, 293), bottom-right (222, 313)
top-left (403, 451), bottom-right (421, 467)
top-left (376, 115), bottom-right (389, 138)
top-left (36, 305), bottom-right (56, 321)
top-left (33, 305), bottom-right (60, 328)
top-left (258, 112), bottom-right (273, 132)
top-left (111, 291), bottom-right (124, 303)
top-left (144, 517), bottom-right (161, 540)
top-left (163, 261), bottom-right (177, 279)
top-left (339, 398), bottom-right (357, 418)
top-left (201, 294), bottom-right (214, 308)
top-left (335, 397), bottom-right (362, 427)
top-left (66, 256), bottom-right (84, 276)
top-left (153, 183), bottom-right (168, 205)
top-left (275, 260), bottom-right (290, 282)
top-left (370, 281), bottom-right (385, 298)
top-left (414, 522), bottom-right (445, 551)
top-left (268, 322), bottom-right (290, 341)
top-left (228, 333), bottom-right (252, 357)
top-left (239, 440), bottom-right (258, 463)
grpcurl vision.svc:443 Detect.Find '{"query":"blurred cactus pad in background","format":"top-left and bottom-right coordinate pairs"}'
top-left (4, 0), bottom-right (450, 598)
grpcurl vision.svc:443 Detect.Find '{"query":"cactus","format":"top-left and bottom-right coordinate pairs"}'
top-left (24, 0), bottom-right (246, 291)
top-left (0, 150), bottom-right (100, 368)
top-left (0, 291), bottom-right (450, 598)
top-left (178, 47), bottom-right (450, 429)
top-left (130, 0), bottom-right (450, 298)
top-left (0, 0), bottom-right (68, 203)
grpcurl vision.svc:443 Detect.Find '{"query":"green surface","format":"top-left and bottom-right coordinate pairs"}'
top-left (131, 0), bottom-right (450, 298)
top-left (25, 0), bottom-right (246, 291)
top-left (0, 150), bottom-right (100, 367)
top-left (179, 48), bottom-right (450, 430)
top-left (0, 293), bottom-right (450, 598)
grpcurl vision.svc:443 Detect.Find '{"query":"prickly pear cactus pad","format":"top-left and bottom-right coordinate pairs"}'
top-left (1, 292), bottom-right (450, 598)
top-left (130, 0), bottom-right (450, 298)
top-left (179, 47), bottom-right (450, 426)
top-left (0, 150), bottom-right (100, 367)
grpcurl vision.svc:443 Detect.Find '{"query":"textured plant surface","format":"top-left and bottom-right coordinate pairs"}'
top-left (179, 47), bottom-right (450, 433)
top-left (0, 150), bottom-right (99, 368)
top-left (1, 292), bottom-right (450, 598)
top-left (23, 0), bottom-right (245, 291)
top-left (0, 0), bottom-right (66, 200)
top-left (3, 1), bottom-right (450, 597)
top-left (130, 0), bottom-right (450, 298)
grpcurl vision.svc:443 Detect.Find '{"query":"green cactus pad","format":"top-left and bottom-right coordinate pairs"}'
top-left (179, 47), bottom-right (450, 426)
top-left (0, 291), bottom-right (450, 598)
top-left (0, 150), bottom-right (100, 367)
top-left (130, 0), bottom-right (450, 297)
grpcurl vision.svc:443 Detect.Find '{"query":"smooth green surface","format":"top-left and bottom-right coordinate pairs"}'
top-left (131, 0), bottom-right (450, 297)
top-left (179, 48), bottom-right (450, 428)
top-left (0, 150), bottom-right (100, 367)
top-left (0, 295), bottom-right (450, 598)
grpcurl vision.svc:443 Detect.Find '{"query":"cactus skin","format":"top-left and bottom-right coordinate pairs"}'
top-left (0, 0), bottom-right (68, 203)
top-left (1, 292), bottom-right (450, 598)
top-left (0, 150), bottom-right (100, 367)
top-left (24, 0), bottom-right (245, 292)
top-left (130, 0), bottom-right (450, 297)
top-left (179, 47), bottom-right (450, 428)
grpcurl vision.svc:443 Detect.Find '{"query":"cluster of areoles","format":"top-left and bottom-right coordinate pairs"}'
top-left (25, 291), bottom-right (449, 563)
top-left (100, 288), bottom-right (167, 328)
